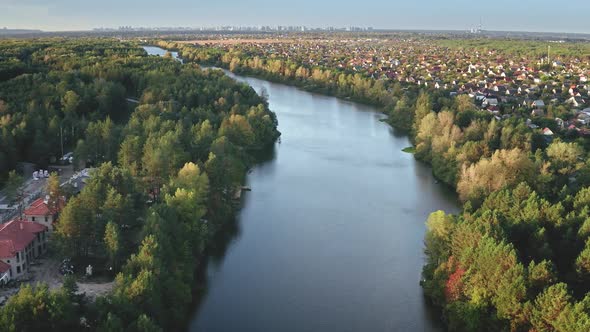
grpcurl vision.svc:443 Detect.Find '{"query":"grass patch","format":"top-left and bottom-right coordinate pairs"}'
top-left (402, 146), bottom-right (416, 154)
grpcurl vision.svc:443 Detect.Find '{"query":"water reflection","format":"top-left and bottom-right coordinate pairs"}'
top-left (188, 72), bottom-right (459, 332)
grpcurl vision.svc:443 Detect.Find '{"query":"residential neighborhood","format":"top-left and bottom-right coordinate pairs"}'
top-left (179, 34), bottom-right (590, 136)
top-left (0, 182), bottom-right (64, 285)
top-left (0, 167), bottom-right (94, 294)
top-left (2, 28), bottom-right (590, 330)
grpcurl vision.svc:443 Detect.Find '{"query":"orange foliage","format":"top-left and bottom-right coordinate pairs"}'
top-left (445, 257), bottom-right (466, 302)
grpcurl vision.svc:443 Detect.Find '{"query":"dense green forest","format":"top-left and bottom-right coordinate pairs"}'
top-left (3, 35), bottom-right (590, 331)
top-left (156, 39), bottom-right (590, 331)
top-left (0, 39), bottom-right (279, 331)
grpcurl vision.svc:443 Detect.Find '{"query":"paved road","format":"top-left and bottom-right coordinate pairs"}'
top-left (0, 165), bottom-right (75, 223)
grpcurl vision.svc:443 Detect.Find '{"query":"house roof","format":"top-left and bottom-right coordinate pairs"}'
top-left (0, 220), bottom-right (47, 258)
top-left (24, 197), bottom-right (64, 217)
top-left (0, 241), bottom-right (16, 260)
top-left (0, 260), bottom-right (10, 273)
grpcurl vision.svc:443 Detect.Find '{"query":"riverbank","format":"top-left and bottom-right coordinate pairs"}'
top-left (152, 39), bottom-right (590, 332)
top-left (192, 61), bottom-right (461, 191)
top-left (185, 57), bottom-right (459, 331)
top-left (0, 41), bottom-right (281, 331)
top-left (150, 45), bottom-right (459, 330)
top-left (199, 60), bottom-right (390, 110)
top-left (152, 42), bottom-right (398, 115)
top-left (148, 43), bottom-right (457, 331)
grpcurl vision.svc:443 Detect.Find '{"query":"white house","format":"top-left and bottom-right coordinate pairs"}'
top-left (23, 196), bottom-right (64, 232)
top-left (0, 219), bottom-right (48, 280)
top-left (482, 97), bottom-right (499, 107)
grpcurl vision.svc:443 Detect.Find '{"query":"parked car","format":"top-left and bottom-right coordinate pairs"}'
top-left (59, 258), bottom-right (74, 275)
top-left (60, 152), bottom-right (74, 164)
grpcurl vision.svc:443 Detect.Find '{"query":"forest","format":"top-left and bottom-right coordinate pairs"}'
top-left (0, 38), bottom-right (279, 331)
top-left (2, 35), bottom-right (590, 331)
top-left (155, 39), bottom-right (590, 331)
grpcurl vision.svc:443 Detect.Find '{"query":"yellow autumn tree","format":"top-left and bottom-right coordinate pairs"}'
top-left (457, 148), bottom-right (535, 203)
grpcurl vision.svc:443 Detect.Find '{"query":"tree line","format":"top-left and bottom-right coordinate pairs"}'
top-left (0, 39), bottom-right (279, 331)
top-left (157, 39), bottom-right (590, 331)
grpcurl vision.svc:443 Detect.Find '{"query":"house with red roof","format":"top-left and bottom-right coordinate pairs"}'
top-left (0, 219), bottom-right (48, 281)
top-left (23, 196), bottom-right (65, 232)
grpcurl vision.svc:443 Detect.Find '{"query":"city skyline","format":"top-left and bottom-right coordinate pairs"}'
top-left (2, 0), bottom-right (590, 34)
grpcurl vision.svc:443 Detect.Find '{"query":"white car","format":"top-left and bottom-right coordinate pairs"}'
top-left (61, 152), bottom-right (74, 164)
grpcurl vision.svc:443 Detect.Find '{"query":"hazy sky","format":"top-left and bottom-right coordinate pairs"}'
top-left (2, 0), bottom-right (589, 33)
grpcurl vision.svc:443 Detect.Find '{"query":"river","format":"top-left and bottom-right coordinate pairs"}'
top-left (143, 47), bottom-right (459, 331)
top-left (142, 46), bottom-right (182, 62)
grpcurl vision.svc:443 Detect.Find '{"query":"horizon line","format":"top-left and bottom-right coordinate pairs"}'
top-left (3, 26), bottom-right (590, 37)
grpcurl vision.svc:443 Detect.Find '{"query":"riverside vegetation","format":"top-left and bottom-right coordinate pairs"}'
top-left (156, 38), bottom-right (590, 331)
top-left (2, 34), bottom-right (590, 331)
top-left (0, 38), bottom-right (279, 331)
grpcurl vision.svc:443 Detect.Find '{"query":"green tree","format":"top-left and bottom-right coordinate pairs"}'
top-left (104, 221), bottom-right (121, 271)
top-left (54, 195), bottom-right (91, 257)
top-left (529, 283), bottom-right (572, 332)
top-left (424, 210), bottom-right (454, 266)
top-left (62, 90), bottom-right (81, 140)
top-left (46, 172), bottom-right (61, 212)
top-left (133, 314), bottom-right (162, 332)
top-left (389, 95), bottom-right (412, 132)
top-left (528, 260), bottom-right (556, 292)
top-left (118, 135), bottom-right (144, 176)
top-left (192, 120), bottom-right (214, 160)
top-left (413, 90), bottom-right (432, 135)
top-left (546, 141), bottom-right (584, 176)
top-left (219, 114), bottom-right (255, 147)
top-left (0, 283), bottom-right (78, 331)
top-left (576, 238), bottom-right (590, 278)
top-left (98, 312), bottom-right (124, 332)
top-left (62, 275), bottom-right (79, 299)
top-left (3, 170), bottom-right (23, 206)
top-left (454, 94), bottom-right (476, 113)
top-left (62, 90), bottom-right (80, 116)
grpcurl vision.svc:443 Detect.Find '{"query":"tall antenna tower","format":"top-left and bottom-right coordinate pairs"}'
top-left (469, 17), bottom-right (484, 34)
top-left (479, 16), bottom-right (483, 33)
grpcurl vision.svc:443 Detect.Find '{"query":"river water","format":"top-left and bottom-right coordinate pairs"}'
top-left (142, 46), bottom-right (182, 62)
top-left (143, 47), bottom-right (459, 331)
